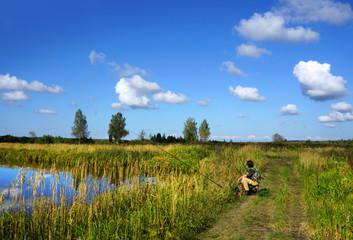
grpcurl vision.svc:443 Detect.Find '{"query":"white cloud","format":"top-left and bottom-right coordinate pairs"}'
top-left (70, 101), bottom-right (77, 107)
top-left (318, 101), bottom-right (353, 123)
top-left (1, 91), bottom-right (29, 101)
top-left (89, 51), bottom-right (149, 77)
top-left (318, 111), bottom-right (353, 122)
top-left (114, 75), bottom-right (189, 109)
top-left (279, 104), bottom-right (300, 115)
top-left (34, 109), bottom-right (57, 115)
top-left (211, 135), bottom-right (271, 142)
top-left (331, 102), bottom-right (352, 113)
top-left (275, 0), bottom-right (353, 24)
top-left (306, 136), bottom-right (328, 141)
top-left (229, 85), bottom-right (266, 101)
top-left (293, 61), bottom-right (347, 101)
top-left (219, 61), bottom-right (247, 76)
top-left (111, 63), bottom-right (148, 78)
top-left (234, 12), bottom-right (320, 43)
top-left (196, 98), bottom-right (211, 107)
top-left (153, 90), bottom-right (190, 104)
top-left (115, 75), bottom-right (161, 109)
top-left (0, 74), bottom-right (64, 93)
top-left (236, 44), bottom-right (272, 58)
top-left (89, 50), bottom-right (106, 64)
top-left (111, 103), bottom-right (128, 111)
top-left (325, 123), bottom-right (335, 128)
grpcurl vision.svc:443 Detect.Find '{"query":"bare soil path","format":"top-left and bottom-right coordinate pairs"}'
top-left (193, 157), bottom-right (313, 240)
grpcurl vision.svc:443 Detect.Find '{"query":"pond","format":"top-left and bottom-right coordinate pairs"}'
top-left (0, 165), bottom-right (159, 212)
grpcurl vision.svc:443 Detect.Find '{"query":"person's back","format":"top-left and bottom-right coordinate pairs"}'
top-left (248, 167), bottom-right (261, 183)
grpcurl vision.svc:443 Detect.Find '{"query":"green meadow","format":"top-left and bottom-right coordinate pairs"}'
top-left (0, 142), bottom-right (352, 239)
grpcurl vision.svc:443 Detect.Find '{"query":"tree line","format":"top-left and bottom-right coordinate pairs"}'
top-left (4, 108), bottom-right (351, 145)
top-left (18, 109), bottom-right (211, 144)
top-left (71, 109), bottom-right (211, 143)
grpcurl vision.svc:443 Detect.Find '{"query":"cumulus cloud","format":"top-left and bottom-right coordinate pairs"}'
top-left (318, 111), bottom-right (353, 122)
top-left (114, 75), bottom-right (189, 109)
top-left (197, 98), bottom-right (211, 107)
top-left (275, 0), bottom-right (353, 24)
top-left (318, 101), bottom-right (353, 122)
top-left (34, 109), bottom-right (57, 115)
top-left (115, 75), bottom-right (161, 109)
top-left (110, 63), bottom-right (148, 78)
top-left (153, 90), bottom-right (190, 104)
top-left (70, 101), bottom-right (78, 107)
top-left (89, 50), bottom-right (106, 64)
top-left (0, 74), bottom-right (64, 93)
top-left (236, 44), bottom-right (272, 58)
top-left (325, 123), bottom-right (335, 128)
top-left (229, 85), bottom-right (266, 101)
top-left (279, 104), bottom-right (300, 115)
top-left (237, 113), bottom-right (247, 118)
top-left (111, 103), bottom-right (128, 111)
top-left (331, 102), bottom-right (352, 113)
top-left (293, 61), bottom-right (348, 101)
top-left (234, 0), bottom-right (352, 44)
top-left (219, 61), bottom-right (247, 76)
top-left (1, 91), bottom-right (29, 101)
top-left (234, 12), bottom-right (320, 43)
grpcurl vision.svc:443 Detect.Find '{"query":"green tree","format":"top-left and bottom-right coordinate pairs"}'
top-left (138, 130), bottom-right (146, 140)
top-left (199, 119), bottom-right (210, 142)
top-left (156, 133), bottom-right (162, 143)
top-left (29, 131), bottom-right (37, 138)
top-left (108, 112), bottom-right (129, 143)
top-left (183, 117), bottom-right (198, 143)
top-left (71, 109), bottom-right (89, 143)
top-left (272, 133), bottom-right (285, 142)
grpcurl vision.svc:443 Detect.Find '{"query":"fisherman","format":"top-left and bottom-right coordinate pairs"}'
top-left (237, 160), bottom-right (261, 195)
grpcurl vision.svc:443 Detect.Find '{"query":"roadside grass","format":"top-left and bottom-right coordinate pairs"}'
top-left (297, 147), bottom-right (353, 239)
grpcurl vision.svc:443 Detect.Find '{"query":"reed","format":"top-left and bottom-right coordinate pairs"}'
top-left (0, 143), bottom-right (268, 239)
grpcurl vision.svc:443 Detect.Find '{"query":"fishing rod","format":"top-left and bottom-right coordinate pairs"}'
top-left (127, 129), bottom-right (224, 189)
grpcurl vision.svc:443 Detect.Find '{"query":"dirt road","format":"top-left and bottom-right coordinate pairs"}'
top-left (194, 157), bottom-right (313, 240)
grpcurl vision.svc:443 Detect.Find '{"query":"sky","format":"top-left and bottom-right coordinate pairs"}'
top-left (1, 0), bottom-right (353, 141)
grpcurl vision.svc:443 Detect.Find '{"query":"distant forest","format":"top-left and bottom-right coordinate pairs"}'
top-left (1, 134), bottom-right (353, 149)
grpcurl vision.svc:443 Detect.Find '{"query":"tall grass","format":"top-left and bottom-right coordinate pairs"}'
top-left (0, 143), bottom-right (267, 239)
top-left (0, 143), bottom-right (181, 153)
top-left (297, 147), bottom-right (353, 239)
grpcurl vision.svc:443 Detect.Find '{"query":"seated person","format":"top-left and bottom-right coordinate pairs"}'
top-left (237, 160), bottom-right (261, 195)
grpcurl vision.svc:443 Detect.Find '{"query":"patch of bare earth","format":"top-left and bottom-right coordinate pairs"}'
top-left (192, 157), bottom-right (313, 240)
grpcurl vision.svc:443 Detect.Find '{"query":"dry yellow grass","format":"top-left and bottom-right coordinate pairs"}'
top-left (0, 142), bottom-right (190, 153)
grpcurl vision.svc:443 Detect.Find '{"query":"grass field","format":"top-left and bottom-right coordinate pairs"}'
top-left (0, 142), bottom-right (352, 239)
top-left (0, 143), bottom-right (266, 239)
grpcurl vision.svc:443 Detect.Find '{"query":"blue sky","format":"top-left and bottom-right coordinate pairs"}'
top-left (1, 0), bottom-right (353, 141)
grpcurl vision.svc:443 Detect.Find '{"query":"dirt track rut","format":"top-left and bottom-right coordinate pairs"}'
top-left (193, 157), bottom-right (313, 240)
